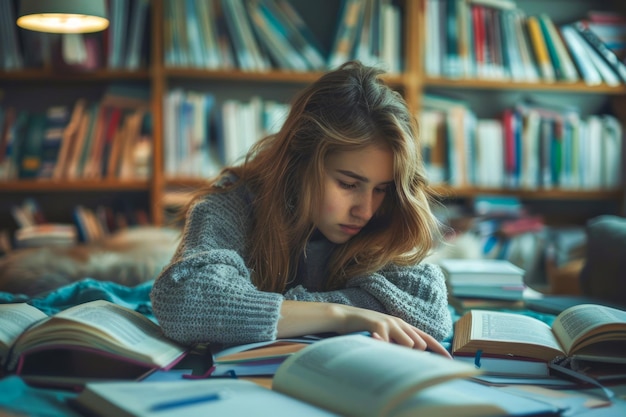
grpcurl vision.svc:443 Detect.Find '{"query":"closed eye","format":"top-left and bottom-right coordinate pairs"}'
top-left (338, 180), bottom-right (357, 190)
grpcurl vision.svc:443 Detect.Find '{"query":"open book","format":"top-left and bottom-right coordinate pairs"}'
top-left (209, 332), bottom-right (370, 377)
top-left (209, 335), bottom-right (322, 377)
top-left (453, 304), bottom-right (626, 367)
top-left (72, 334), bottom-right (558, 417)
top-left (0, 300), bottom-right (187, 387)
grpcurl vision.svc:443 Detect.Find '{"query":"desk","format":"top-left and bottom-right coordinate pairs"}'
top-left (1, 369), bottom-right (626, 416)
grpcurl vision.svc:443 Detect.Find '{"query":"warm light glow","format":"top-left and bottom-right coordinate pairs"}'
top-left (17, 13), bottom-right (109, 34)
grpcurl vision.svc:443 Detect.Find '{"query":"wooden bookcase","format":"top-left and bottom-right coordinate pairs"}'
top-left (0, 0), bottom-right (625, 238)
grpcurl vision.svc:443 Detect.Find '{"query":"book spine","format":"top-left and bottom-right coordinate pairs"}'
top-left (537, 14), bottom-right (564, 80)
top-left (328, 0), bottom-right (365, 69)
top-left (542, 16), bottom-right (579, 82)
top-left (444, 0), bottom-right (460, 78)
top-left (37, 106), bottom-right (71, 179)
top-left (18, 113), bottom-right (48, 179)
top-left (559, 25), bottom-right (602, 85)
top-left (573, 20), bottom-right (626, 83)
top-left (471, 5), bottom-right (486, 78)
top-left (526, 15), bottom-right (555, 82)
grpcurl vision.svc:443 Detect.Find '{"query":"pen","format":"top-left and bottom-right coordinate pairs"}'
top-left (149, 393), bottom-right (221, 411)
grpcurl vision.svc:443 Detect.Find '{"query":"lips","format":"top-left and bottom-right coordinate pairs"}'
top-left (340, 224), bottom-right (363, 235)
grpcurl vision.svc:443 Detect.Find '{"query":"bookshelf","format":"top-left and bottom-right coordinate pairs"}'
top-left (1, 0), bottom-right (625, 241)
top-left (419, 0), bottom-right (626, 226)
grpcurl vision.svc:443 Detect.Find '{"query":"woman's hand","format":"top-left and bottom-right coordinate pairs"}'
top-left (331, 303), bottom-right (452, 358)
top-left (278, 300), bottom-right (451, 358)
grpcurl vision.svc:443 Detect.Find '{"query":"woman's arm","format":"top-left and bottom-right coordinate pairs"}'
top-left (151, 188), bottom-right (285, 346)
top-left (283, 263), bottom-right (453, 342)
top-left (277, 300), bottom-right (451, 357)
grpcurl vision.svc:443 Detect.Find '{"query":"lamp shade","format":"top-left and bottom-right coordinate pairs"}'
top-left (17, 0), bottom-right (109, 33)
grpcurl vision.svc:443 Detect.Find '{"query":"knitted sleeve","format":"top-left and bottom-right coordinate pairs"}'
top-left (150, 187), bottom-right (284, 346)
top-left (283, 263), bottom-right (452, 341)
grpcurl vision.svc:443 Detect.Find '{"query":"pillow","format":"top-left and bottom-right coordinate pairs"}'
top-left (579, 215), bottom-right (626, 305)
top-left (0, 227), bottom-right (180, 296)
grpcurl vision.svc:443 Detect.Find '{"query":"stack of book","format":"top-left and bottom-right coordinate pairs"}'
top-left (439, 258), bottom-right (526, 312)
top-left (14, 224), bottom-right (78, 249)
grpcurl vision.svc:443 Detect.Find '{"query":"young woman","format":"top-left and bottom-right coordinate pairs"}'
top-left (151, 61), bottom-right (452, 356)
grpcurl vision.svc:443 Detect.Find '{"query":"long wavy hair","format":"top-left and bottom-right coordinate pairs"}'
top-left (186, 61), bottom-right (443, 292)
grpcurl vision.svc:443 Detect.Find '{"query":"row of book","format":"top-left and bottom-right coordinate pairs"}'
top-left (0, 84), bottom-right (152, 181)
top-left (9, 198), bottom-right (151, 248)
top-left (421, 94), bottom-right (623, 190)
top-left (164, 0), bottom-right (401, 73)
top-left (0, 0), bottom-right (150, 72)
top-left (425, 0), bottom-right (626, 85)
top-left (164, 89), bottom-right (289, 178)
top-left (72, 204), bottom-right (151, 244)
top-left (4, 89), bottom-right (619, 190)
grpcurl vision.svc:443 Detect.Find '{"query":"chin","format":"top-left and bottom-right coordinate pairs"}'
top-left (329, 234), bottom-right (352, 244)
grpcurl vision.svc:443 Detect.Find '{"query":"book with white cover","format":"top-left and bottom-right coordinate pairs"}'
top-left (439, 258), bottom-right (525, 286)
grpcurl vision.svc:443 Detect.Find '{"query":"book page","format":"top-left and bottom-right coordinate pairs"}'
top-left (0, 303), bottom-right (47, 350)
top-left (469, 310), bottom-right (562, 351)
top-left (214, 335), bottom-right (321, 363)
top-left (216, 342), bottom-right (307, 363)
top-left (17, 300), bottom-right (185, 366)
top-left (552, 304), bottom-right (626, 355)
top-left (272, 334), bottom-right (478, 417)
top-left (391, 379), bottom-right (558, 417)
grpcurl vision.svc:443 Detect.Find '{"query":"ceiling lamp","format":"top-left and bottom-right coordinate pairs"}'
top-left (17, 0), bottom-right (109, 34)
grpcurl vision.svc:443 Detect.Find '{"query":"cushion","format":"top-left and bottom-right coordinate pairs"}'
top-left (579, 215), bottom-right (626, 305)
top-left (0, 227), bottom-right (180, 296)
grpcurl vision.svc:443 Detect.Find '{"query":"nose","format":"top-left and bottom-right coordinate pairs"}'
top-left (351, 191), bottom-right (376, 221)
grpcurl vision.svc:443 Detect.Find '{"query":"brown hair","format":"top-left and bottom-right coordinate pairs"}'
top-left (186, 61), bottom-right (443, 292)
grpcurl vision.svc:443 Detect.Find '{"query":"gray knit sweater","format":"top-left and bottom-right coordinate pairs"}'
top-left (150, 183), bottom-right (452, 346)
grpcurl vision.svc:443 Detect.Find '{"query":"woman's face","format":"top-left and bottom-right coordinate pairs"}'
top-left (314, 144), bottom-right (394, 244)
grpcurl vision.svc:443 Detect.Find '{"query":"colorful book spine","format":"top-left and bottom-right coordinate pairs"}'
top-left (37, 106), bottom-right (71, 179)
top-left (537, 14), bottom-right (564, 80)
top-left (328, 0), bottom-right (366, 69)
top-left (526, 15), bottom-right (555, 82)
top-left (539, 14), bottom-right (579, 82)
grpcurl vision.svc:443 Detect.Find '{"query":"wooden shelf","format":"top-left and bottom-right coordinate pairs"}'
top-left (163, 68), bottom-right (406, 87)
top-left (0, 69), bottom-right (150, 82)
top-left (433, 185), bottom-right (624, 200)
top-left (424, 77), bottom-right (626, 94)
top-left (0, 179), bottom-right (150, 192)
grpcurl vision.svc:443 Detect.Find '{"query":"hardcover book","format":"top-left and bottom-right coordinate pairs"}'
top-left (453, 304), bottom-right (626, 366)
top-left (0, 300), bottom-right (187, 388)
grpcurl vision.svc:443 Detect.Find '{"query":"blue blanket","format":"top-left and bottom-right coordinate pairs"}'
top-left (0, 278), bottom-right (155, 318)
top-left (0, 278), bottom-right (156, 416)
